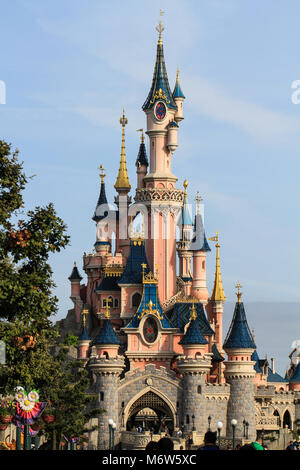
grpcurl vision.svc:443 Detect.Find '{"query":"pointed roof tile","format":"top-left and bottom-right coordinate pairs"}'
top-left (223, 301), bottom-right (256, 350)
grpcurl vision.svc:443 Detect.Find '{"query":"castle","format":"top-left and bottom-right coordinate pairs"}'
top-left (60, 18), bottom-right (300, 450)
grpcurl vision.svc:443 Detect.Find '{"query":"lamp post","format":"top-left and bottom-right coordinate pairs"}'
top-left (217, 421), bottom-right (223, 449)
top-left (112, 422), bottom-right (116, 450)
top-left (108, 418), bottom-right (114, 450)
top-left (231, 419), bottom-right (237, 450)
top-left (207, 415), bottom-right (211, 431)
top-left (243, 419), bottom-right (246, 438)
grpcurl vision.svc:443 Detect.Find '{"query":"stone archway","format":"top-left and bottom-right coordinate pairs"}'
top-left (124, 388), bottom-right (176, 435)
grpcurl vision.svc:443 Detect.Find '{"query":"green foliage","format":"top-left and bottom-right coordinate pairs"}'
top-left (0, 141), bottom-right (103, 446)
top-left (64, 334), bottom-right (79, 347)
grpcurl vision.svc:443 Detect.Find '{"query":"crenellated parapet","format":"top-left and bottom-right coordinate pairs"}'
top-left (177, 353), bottom-right (213, 375)
top-left (89, 355), bottom-right (125, 376)
top-left (204, 383), bottom-right (230, 401)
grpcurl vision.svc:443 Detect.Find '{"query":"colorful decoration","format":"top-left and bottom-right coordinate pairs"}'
top-left (143, 317), bottom-right (158, 343)
top-left (14, 386), bottom-right (46, 425)
top-left (155, 101), bottom-right (166, 120)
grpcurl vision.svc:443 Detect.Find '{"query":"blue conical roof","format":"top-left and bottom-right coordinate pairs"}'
top-left (79, 324), bottom-right (90, 341)
top-left (68, 264), bottom-right (82, 281)
top-left (93, 181), bottom-right (108, 222)
top-left (173, 73), bottom-right (185, 99)
top-left (223, 302), bottom-right (256, 350)
top-left (93, 319), bottom-right (120, 345)
top-left (136, 142), bottom-right (149, 167)
top-left (179, 318), bottom-right (208, 345)
top-left (290, 362), bottom-right (300, 383)
top-left (191, 213), bottom-right (211, 252)
top-left (142, 41), bottom-right (177, 111)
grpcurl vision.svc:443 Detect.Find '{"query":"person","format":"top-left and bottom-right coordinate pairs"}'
top-left (250, 435), bottom-right (264, 450)
top-left (177, 429), bottom-right (182, 439)
top-left (239, 444), bottom-right (256, 451)
top-left (286, 440), bottom-right (297, 450)
top-left (187, 433), bottom-right (193, 450)
top-left (157, 437), bottom-right (174, 452)
top-left (197, 431), bottom-right (219, 450)
top-left (145, 441), bottom-right (160, 453)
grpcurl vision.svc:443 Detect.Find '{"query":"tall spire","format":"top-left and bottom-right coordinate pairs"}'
top-left (135, 129), bottom-right (149, 167)
top-left (114, 109), bottom-right (131, 192)
top-left (142, 12), bottom-right (177, 111)
top-left (209, 232), bottom-right (226, 301)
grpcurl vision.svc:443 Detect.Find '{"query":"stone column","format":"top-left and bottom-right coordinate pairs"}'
top-left (177, 355), bottom-right (212, 435)
top-left (89, 356), bottom-right (124, 450)
top-left (224, 349), bottom-right (256, 441)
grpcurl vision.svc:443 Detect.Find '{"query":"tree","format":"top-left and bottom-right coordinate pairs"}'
top-left (0, 141), bottom-right (101, 446)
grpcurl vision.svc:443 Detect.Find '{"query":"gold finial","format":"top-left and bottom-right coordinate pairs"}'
top-left (209, 231), bottom-right (226, 302)
top-left (81, 308), bottom-right (89, 328)
top-left (114, 109), bottom-right (131, 191)
top-left (104, 297), bottom-right (111, 319)
top-left (190, 303), bottom-right (197, 321)
top-left (195, 192), bottom-right (202, 215)
top-left (99, 164), bottom-right (106, 184)
top-left (74, 261), bottom-right (76, 267)
top-left (156, 9), bottom-right (165, 45)
top-left (137, 128), bottom-right (144, 143)
top-left (176, 67), bottom-right (180, 81)
top-left (235, 281), bottom-right (243, 304)
top-left (183, 179), bottom-right (188, 195)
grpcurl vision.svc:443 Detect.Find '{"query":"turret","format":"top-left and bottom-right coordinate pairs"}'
top-left (177, 180), bottom-right (193, 295)
top-left (93, 164), bottom-right (111, 256)
top-left (78, 308), bottom-right (91, 359)
top-left (68, 261), bottom-right (82, 298)
top-left (177, 303), bottom-right (212, 434)
top-left (206, 231), bottom-right (226, 351)
top-left (173, 68), bottom-right (185, 122)
top-left (223, 284), bottom-right (256, 441)
top-left (89, 300), bottom-right (124, 450)
top-left (114, 109), bottom-right (131, 258)
top-left (135, 129), bottom-right (148, 189)
top-left (191, 193), bottom-right (211, 303)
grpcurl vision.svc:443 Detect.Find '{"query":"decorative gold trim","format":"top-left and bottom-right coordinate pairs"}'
top-left (104, 264), bottom-right (124, 277)
top-left (138, 300), bottom-right (163, 321)
top-left (235, 281), bottom-right (243, 303)
top-left (114, 109), bottom-right (131, 191)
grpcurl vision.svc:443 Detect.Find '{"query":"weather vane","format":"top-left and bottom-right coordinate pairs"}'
top-left (99, 164), bottom-right (106, 183)
top-left (137, 128), bottom-right (144, 143)
top-left (235, 281), bottom-right (243, 303)
top-left (195, 192), bottom-right (203, 214)
top-left (156, 9), bottom-right (165, 44)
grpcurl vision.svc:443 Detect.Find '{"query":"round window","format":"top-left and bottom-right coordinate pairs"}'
top-left (143, 317), bottom-right (158, 343)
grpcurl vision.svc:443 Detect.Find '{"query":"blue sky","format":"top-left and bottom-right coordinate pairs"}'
top-left (0, 1), bottom-right (300, 374)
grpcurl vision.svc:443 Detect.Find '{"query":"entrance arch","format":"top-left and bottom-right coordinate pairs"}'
top-left (124, 387), bottom-right (176, 434)
top-left (283, 410), bottom-right (292, 429)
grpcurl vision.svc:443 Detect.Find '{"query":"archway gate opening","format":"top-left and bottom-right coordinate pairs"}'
top-left (125, 391), bottom-right (174, 435)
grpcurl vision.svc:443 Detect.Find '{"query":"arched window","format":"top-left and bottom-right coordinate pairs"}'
top-left (186, 415), bottom-right (190, 425)
top-left (100, 392), bottom-right (104, 401)
top-left (283, 410), bottom-right (292, 429)
top-left (132, 292), bottom-right (142, 308)
top-left (103, 296), bottom-right (113, 307)
top-left (114, 298), bottom-right (119, 308)
top-left (198, 386), bottom-right (202, 394)
top-left (102, 351), bottom-right (109, 359)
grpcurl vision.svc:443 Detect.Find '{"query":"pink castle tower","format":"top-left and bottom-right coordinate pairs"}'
top-left (191, 193), bottom-right (211, 303)
top-left (135, 18), bottom-right (185, 304)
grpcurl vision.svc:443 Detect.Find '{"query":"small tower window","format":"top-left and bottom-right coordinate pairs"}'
top-left (132, 292), bottom-right (142, 308)
top-left (114, 298), bottom-right (119, 308)
top-left (202, 261), bottom-right (205, 270)
top-left (198, 386), bottom-right (202, 394)
top-left (186, 415), bottom-right (190, 425)
top-left (100, 392), bottom-right (104, 401)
